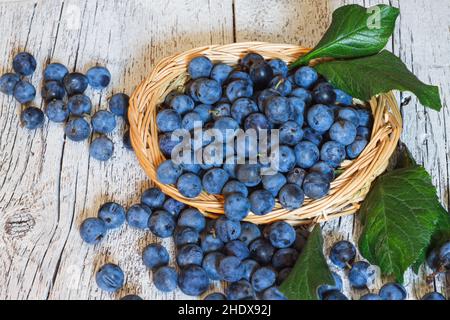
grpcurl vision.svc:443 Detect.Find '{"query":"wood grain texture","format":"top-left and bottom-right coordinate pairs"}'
top-left (0, 0), bottom-right (448, 300)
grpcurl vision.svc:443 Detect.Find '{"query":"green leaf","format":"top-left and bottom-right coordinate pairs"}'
top-left (279, 226), bottom-right (334, 300)
top-left (315, 50), bottom-right (442, 111)
top-left (412, 205), bottom-right (450, 273)
top-left (359, 166), bottom-right (444, 283)
top-left (293, 4), bottom-right (399, 67)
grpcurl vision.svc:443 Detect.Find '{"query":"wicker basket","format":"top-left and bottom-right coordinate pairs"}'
top-left (128, 42), bottom-right (402, 226)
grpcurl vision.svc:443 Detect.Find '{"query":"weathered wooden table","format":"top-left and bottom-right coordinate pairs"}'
top-left (0, 0), bottom-right (448, 300)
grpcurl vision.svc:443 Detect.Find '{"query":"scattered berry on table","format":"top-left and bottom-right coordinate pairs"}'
top-left (86, 66), bottom-right (111, 89)
top-left (109, 93), bottom-right (130, 117)
top-left (178, 208), bottom-right (206, 232)
top-left (174, 227), bottom-right (199, 247)
top-left (379, 282), bottom-right (407, 300)
top-left (89, 136), bottom-right (114, 161)
top-left (79, 217), bottom-right (106, 244)
top-left (218, 256), bottom-right (245, 282)
top-left (204, 293), bottom-right (227, 300)
top-left (177, 265), bottom-right (210, 296)
top-left (329, 240), bottom-right (357, 269)
top-left (65, 117), bottom-right (91, 142)
top-left (13, 52), bottom-right (37, 76)
top-left (20, 106), bottom-right (44, 129)
top-left (0, 73), bottom-right (20, 95)
top-left (92, 110), bottom-right (116, 134)
top-left (14, 80), bottom-right (36, 104)
top-left (142, 244), bottom-right (169, 269)
top-left (202, 251), bottom-right (225, 281)
top-left (141, 187), bottom-right (166, 209)
top-left (148, 210), bottom-right (176, 238)
top-left (176, 243), bottom-right (204, 267)
top-left (45, 100), bottom-right (69, 123)
top-left (63, 72), bottom-right (89, 95)
top-left (317, 271), bottom-right (343, 300)
top-left (96, 263), bottom-right (124, 293)
top-left (126, 204), bottom-right (152, 230)
top-left (67, 94), bottom-right (92, 116)
top-left (41, 80), bottom-right (66, 102)
top-left (44, 63), bottom-right (69, 82)
top-left (153, 266), bottom-right (178, 293)
top-left (98, 202), bottom-right (126, 229)
top-left (251, 267), bottom-right (276, 292)
top-left (421, 292), bottom-right (446, 300)
top-left (348, 261), bottom-right (375, 289)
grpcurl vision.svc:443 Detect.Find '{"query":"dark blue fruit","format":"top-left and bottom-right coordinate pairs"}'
top-left (86, 66), bottom-right (111, 89)
top-left (141, 187), bottom-right (166, 209)
top-left (142, 244), bottom-right (169, 269)
top-left (44, 63), bottom-right (69, 82)
top-left (67, 94), bottom-right (92, 116)
top-left (20, 107), bottom-right (44, 129)
top-left (79, 217), bottom-right (106, 244)
top-left (349, 261), bottom-right (375, 289)
top-left (225, 240), bottom-right (250, 261)
top-left (188, 56), bottom-right (213, 79)
top-left (45, 100), bottom-right (69, 123)
top-left (249, 238), bottom-right (275, 265)
top-left (303, 172), bottom-right (330, 199)
top-left (96, 264), bottom-right (124, 293)
top-left (219, 256), bottom-right (245, 282)
top-left (153, 266), bottom-right (178, 292)
top-left (294, 67), bottom-right (318, 89)
top-left (251, 267), bottom-right (276, 292)
top-left (127, 204), bottom-right (152, 230)
top-left (178, 265), bottom-right (210, 296)
top-left (148, 210), bottom-right (176, 238)
top-left (98, 202), bottom-right (126, 229)
top-left (14, 80), bottom-right (36, 104)
top-left (202, 252), bottom-right (225, 280)
top-left (63, 72), bottom-right (88, 95)
top-left (329, 240), bottom-right (356, 269)
top-left (278, 184), bottom-right (304, 210)
top-left (215, 216), bottom-right (241, 242)
top-left (224, 193), bottom-right (251, 221)
top-left (41, 81), bottom-right (66, 102)
top-left (249, 61), bottom-right (274, 90)
top-left (13, 52), bottom-right (37, 76)
top-left (226, 280), bottom-right (256, 300)
top-left (176, 244), bottom-right (204, 267)
top-left (0, 73), bottom-right (20, 95)
top-left (178, 208), bottom-right (206, 232)
top-left (249, 190), bottom-right (275, 216)
top-left (65, 116), bottom-right (91, 140)
top-left (379, 283), bottom-right (407, 300)
top-left (92, 110), bottom-right (117, 134)
top-left (89, 136), bottom-right (114, 161)
top-left (109, 93), bottom-right (130, 117)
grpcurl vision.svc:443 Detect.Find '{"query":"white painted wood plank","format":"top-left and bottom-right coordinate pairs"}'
top-left (0, 0), bottom-right (448, 300)
top-left (0, 0), bottom-right (234, 300)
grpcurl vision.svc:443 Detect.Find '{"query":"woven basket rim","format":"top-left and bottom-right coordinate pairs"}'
top-left (128, 42), bottom-right (402, 225)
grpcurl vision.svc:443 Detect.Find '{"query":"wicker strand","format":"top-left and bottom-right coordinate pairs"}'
top-left (129, 42), bottom-right (402, 226)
